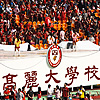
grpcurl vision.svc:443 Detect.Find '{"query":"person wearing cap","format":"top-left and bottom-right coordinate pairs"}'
top-left (4, 86), bottom-right (10, 100)
top-left (62, 83), bottom-right (69, 100)
top-left (27, 86), bottom-right (34, 100)
top-left (78, 85), bottom-right (85, 100)
top-left (47, 84), bottom-right (53, 100)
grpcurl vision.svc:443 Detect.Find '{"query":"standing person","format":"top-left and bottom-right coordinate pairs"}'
top-left (47, 84), bottom-right (53, 100)
top-left (11, 85), bottom-right (17, 100)
top-left (62, 83), bottom-right (69, 100)
top-left (72, 31), bottom-right (79, 51)
top-left (14, 35), bottom-right (21, 56)
top-left (67, 35), bottom-right (73, 50)
top-left (78, 85), bottom-right (85, 100)
top-left (27, 86), bottom-right (34, 100)
top-left (16, 88), bottom-right (23, 100)
top-left (37, 87), bottom-right (41, 100)
top-left (21, 86), bottom-right (26, 100)
top-left (54, 85), bottom-right (60, 100)
top-left (4, 86), bottom-right (10, 100)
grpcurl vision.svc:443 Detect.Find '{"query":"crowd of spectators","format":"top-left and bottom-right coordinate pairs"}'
top-left (0, 0), bottom-right (100, 48)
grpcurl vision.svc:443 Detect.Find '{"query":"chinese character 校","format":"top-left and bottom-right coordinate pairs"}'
top-left (84, 65), bottom-right (100, 81)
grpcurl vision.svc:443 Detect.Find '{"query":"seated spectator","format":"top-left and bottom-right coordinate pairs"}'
top-left (60, 28), bottom-right (65, 41)
top-left (0, 0), bottom-right (99, 50)
top-left (48, 34), bottom-right (55, 46)
top-left (6, 4), bottom-right (12, 14)
top-left (89, 35), bottom-right (95, 43)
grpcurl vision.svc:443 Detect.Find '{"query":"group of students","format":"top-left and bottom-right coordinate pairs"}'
top-left (46, 84), bottom-right (92, 100)
top-left (4, 85), bottom-right (26, 100)
top-left (3, 83), bottom-right (93, 100)
top-left (47, 83), bottom-right (69, 100)
top-left (3, 85), bottom-right (37, 100)
top-left (3, 83), bottom-right (69, 100)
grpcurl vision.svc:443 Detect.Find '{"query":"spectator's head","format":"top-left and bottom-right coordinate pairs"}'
top-left (22, 86), bottom-right (25, 91)
top-left (13, 85), bottom-right (16, 90)
top-left (56, 85), bottom-right (59, 89)
top-left (38, 87), bottom-right (41, 93)
top-left (80, 85), bottom-right (83, 89)
top-left (48, 84), bottom-right (51, 88)
top-left (18, 88), bottom-right (21, 93)
top-left (6, 86), bottom-right (9, 90)
top-left (30, 86), bottom-right (32, 90)
top-left (64, 83), bottom-right (68, 88)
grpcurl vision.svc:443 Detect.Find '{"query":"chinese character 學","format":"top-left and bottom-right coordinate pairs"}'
top-left (2, 73), bottom-right (17, 91)
top-left (84, 65), bottom-right (100, 81)
top-left (45, 70), bottom-right (61, 83)
top-left (65, 66), bottom-right (79, 86)
top-left (24, 71), bottom-right (39, 88)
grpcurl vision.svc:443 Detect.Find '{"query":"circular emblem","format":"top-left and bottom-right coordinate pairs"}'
top-left (47, 45), bottom-right (62, 68)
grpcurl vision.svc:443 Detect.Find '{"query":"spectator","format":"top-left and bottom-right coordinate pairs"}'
top-left (47, 84), bottom-right (53, 100)
top-left (48, 34), bottom-right (55, 46)
top-left (72, 31), bottom-right (79, 51)
top-left (37, 87), bottom-right (41, 100)
top-left (21, 86), bottom-right (26, 100)
top-left (14, 35), bottom-right (21, 56)
top-left (4, 86), bottom-right (10, 100)
top-left (89, 35), bottom-right (95, 43)
top-left (67, 35), bottom-right (73, 49)
top-left (78, 85), bottom-right (85, 100)
top-left (10, 85), bottom-right (17, 100)
top-left (27, 86), bottom-right (34, 100)
top-left (6, 4), bottom-right (12, 14)
top-left (60, 28), bottom-right (65, 40)
top-left (54, 85), bottom-right (61, 100)
top-left (16, 88), bottom-right (23, 100)
top-left (62, 83), bottom-right (69, 100)
top-left (14, 5), bottom-right (20, 15)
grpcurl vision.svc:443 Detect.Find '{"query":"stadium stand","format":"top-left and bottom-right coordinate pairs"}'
top-left (0, 0), bottom-right (100, 50)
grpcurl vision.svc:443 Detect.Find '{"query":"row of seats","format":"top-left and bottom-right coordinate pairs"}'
top-left (32, 43), bottom-right (48, 49)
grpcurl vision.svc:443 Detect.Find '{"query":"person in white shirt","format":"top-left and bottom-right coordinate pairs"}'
top-left (48, 35), bottom-right (55, 46)
top-left (60, 28), bottom-right (65, 40)
top-left (6, 4), bottom-right (12, 13)
top-left (14, 5), bottom-right (20, 15)
top-left (89, 35), bottom-right (95, 43)
top-left (47, 84), bottom-right (53, 100)
top-left (55, 85), bottom-right (61, 100)
top-left (17, 88), bottom-right (23, 100)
